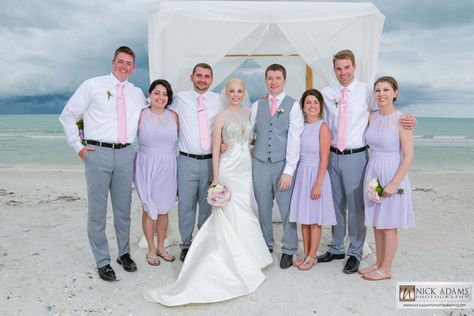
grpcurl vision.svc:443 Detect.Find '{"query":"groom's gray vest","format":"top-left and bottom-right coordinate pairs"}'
top-left (254, 95), bottom-right (296, 163)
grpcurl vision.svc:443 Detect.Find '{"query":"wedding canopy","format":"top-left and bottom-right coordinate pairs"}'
top-left (148, 1), bottom-right (385, 99)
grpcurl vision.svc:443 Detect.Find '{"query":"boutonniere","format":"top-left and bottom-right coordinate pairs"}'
top-left (276, 108), bottom-right (284, 118)
top-left (107, 90), bottom-right (113, 101)
top-left (333, 97), bottom-right (341, 108)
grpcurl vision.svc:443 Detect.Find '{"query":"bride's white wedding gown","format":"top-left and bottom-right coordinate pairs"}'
top-left (144, 109), bottom-right (272, 306)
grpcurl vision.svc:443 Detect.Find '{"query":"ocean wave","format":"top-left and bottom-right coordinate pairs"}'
top-left (413, 135), bottom-right (473, 140)
top-left (0, 134), bottom-right (65, 140)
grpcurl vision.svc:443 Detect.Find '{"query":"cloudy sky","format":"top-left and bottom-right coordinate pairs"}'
top-left (1, 0), bottom-right (473, 117)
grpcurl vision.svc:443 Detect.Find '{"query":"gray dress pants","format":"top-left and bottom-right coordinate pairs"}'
top-left (177, 155), bottom-right (212, 249)
top-left (327, 150), bottom-right (368, 260)
top-left (252, 158), bottom-right (298, 255)
top-left (84, 145), bottom-right (136, 268)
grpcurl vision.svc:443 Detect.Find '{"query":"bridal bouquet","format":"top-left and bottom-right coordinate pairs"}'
top-left (367, 178), bottom-right (404, 204)
top-left (207, 183), bottom-right (231, 208)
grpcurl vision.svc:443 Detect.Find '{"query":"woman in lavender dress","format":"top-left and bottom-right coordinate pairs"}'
top-left (360, 76), bottom-right (414, 281)
top-left (134, 79), bottom-right (178, 266)
top-left (289, 89), bottom-right (336, 271)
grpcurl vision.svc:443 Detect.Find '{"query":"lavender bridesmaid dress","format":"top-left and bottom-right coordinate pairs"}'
top-left (364, 110), bottom-right (414, 229)
top-left (134, 108), bottom-right (177, 219)
top-left (289, 120), bottom-right (336, 225)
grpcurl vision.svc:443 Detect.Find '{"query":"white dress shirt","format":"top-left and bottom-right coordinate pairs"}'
top-left (250, 92), bottom-right (304, 176)
top-left (322, 80), bottom-right (378, 149)
top-left (59, 73), bottom-right (147, 153)
top-left (169, 90), bottom-right (224, 154)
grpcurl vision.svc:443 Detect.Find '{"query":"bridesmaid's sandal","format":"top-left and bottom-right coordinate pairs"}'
top-left (361, 269), bottom-right (391, 281)
top-left (293, 255), bottom-right (307, 267)
top-left (146, 254), bottom-right (161, 266)
top-left (358, 265), bottom-right (377, 275)
top-left (156, 250), bottom-right (176, 262)
top-left (298, 256), bottom-right (317, 271)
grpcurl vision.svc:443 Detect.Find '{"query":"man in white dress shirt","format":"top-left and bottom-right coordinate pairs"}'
top-left (59, 46), bottom-right (146, 281)
top-left (251, 64), bottom-right (304, 269)
top-left (168, 63), bottom-right (224, 262)
top-left (317, 49), bottom-right (415, 274)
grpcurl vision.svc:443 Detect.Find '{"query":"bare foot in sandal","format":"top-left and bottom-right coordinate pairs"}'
top-left (293, 255), bottom-right (307, 267)
top-left (358, 264), bottom-right (377, 275)
top-left (361, 268), bottom-right (391, 281)
top-left (156, 249), bottom-right (175, 262)
top-left (298, 256), bottom-right (317, 271)
top-left (146, 254), bottom-right (160, 266)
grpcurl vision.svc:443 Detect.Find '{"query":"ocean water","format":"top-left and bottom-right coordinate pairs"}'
top-left (0, 115), bottom-right (473, 171)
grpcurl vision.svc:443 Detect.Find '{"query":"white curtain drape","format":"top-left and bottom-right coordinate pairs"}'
top-left (149, 1), bottom-right (384, 93)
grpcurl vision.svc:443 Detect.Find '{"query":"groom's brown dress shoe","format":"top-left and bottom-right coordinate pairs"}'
top-left (343, 256), bottom-right (360, 274)
top-left (98, 264), bottom-right (116, 281)
top-left (317, 252), bottom-right (345, 263)
top-left (280, 254), bottom-right (293, 269)
top-left (116, 253), bottom-right (137, 272)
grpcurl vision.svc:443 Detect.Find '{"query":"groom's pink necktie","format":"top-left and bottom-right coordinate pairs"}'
top-left (270, 97), bottom-right (278, 117)
top-left (197, 95), bottom-right (210, 151)
top-left (117, 82), bottom-right (128, 144)
top-left (336, 87), bottom-right (349, 152)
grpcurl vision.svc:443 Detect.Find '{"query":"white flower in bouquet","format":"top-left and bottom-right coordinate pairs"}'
top-left (207, 183), bottom-right (231, 208)
top-left (367, 178), bottom-right (404, 204)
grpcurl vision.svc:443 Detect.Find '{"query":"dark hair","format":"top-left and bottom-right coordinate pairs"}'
top-left (265, 64), bottom-right (287, 79)
top-left (333, 49), bottom-right (355, 67)
top-left (374, 76), bottom-right (398, 102)
top-left (300, 89), bottom-right (325, 119)
top-left (113, 46), bottom-right (136, 63)
top-left (192, 63), bottom-right (213, 77)
top-left (148, 79), bottom-right (173, 106)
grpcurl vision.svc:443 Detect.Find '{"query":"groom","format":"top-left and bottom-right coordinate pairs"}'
top-left (251, 64), bottom-right (304, 269)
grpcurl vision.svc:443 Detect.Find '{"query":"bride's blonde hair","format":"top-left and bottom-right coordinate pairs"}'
top-left (225, 78), bottom-right (246, 92)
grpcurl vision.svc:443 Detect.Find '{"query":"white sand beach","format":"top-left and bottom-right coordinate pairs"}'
top-left (0, 166), bottom-right (473, 315)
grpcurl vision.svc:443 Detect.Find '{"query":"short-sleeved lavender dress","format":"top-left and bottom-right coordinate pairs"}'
top-left (289, 120), bottom-right (336, 225)
top-left (364, 110), bottom-right (414, 229)
top-left (134, 108), bottom-right (177, 219)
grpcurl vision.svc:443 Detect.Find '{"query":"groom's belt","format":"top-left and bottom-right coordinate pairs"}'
top-left (179, 151), bottom-right (212, 160)
top-left (85, 140), bottom-right (130, 149)
top-left (330, 145), bottom-right (368, 155)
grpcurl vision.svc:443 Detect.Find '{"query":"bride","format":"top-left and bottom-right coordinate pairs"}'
top-left (144, 78), bottom-right (272, 306)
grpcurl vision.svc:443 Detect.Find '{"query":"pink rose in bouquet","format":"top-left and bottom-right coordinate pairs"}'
top-left (207, 183), bottom-right (231, 208)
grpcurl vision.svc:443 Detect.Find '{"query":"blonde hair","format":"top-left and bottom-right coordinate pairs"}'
top-left (225, 78), bottom-right (246, 91)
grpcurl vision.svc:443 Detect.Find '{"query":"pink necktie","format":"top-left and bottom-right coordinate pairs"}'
top-left (270, 97), bottom-right (278, 117)
top-left (197, 95), bottom-right (210, 151)
top-left (336, 87), bottom-right (349, 152)
top-left (117, 83), bottom-right (127, 144)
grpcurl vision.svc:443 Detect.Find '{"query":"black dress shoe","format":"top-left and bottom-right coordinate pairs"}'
top-left (343, 256), bottom-right (360, 274)
top-left (116, 253), bottom-right (137, 272)
top-left (317, 251), bottom-right (345, 263)
top-left (98, 264), bottom-right (116, 281)
top-left (280, 254), bottom-right (293, 269)
top-left (180, 248), bottom-right (189, 262)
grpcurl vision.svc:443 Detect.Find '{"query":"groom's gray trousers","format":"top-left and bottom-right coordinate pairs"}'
top-left (84, 145), bottom-right (136, 268)
top-left (327, 149), bottom-right (368, 261)
top-left (252, 158), bottom-right (298, 255)
top-left (177, 154), bottom-right (212, 249)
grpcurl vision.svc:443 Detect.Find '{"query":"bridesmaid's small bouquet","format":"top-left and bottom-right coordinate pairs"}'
top-left (207, 183), bottom-right (231, 208)
top-left (367, 178), bottom-right (404, 204)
